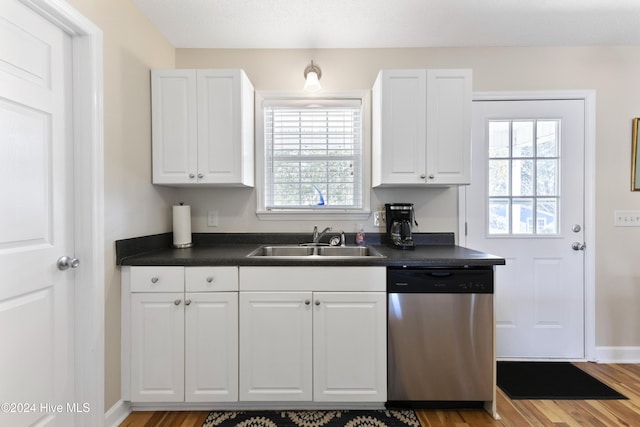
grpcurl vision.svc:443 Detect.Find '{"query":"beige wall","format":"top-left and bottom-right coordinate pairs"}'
top-left (65, 0), bottom-right (176, 410)
top-left (177, 47), bottom-right (640, 352)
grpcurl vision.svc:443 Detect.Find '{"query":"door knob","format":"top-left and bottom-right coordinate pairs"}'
top-left (57, 256), bottom-right (80, 271)
top-left (571, 242), bottom-right (586, 251)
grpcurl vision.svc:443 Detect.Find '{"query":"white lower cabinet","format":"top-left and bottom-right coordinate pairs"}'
top-left (239, 292), bottom-right (313, 401)
top-left (126, 266), bottom-right (238, 403)
top-left (239, 267), bottom-right (387, 403)
top-left (131, 292), bottom-right (185, 402)
top-left (125, 265), bottom-right (386, 406)
top-left (313, 292), bottom-right (386, 402)
top-left (185, 292), bottom-right (238, 402)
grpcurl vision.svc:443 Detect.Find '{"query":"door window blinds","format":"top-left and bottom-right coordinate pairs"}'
top-left (263, 99), bottom-right (362, 210)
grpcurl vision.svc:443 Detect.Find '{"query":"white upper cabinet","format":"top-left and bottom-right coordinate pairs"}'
top-left (372, 69), bottom-right (472, 186)
top-left (151, 69), bottom-right (254, 187)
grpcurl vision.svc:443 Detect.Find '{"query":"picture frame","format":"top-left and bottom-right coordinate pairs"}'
top-left (633, 118), bottom-right (640, 191)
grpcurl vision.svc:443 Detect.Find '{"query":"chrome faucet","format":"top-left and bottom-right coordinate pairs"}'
top-left (312, 225), bottom-right (332, 244)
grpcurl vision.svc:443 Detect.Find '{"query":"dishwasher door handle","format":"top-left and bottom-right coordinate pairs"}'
top-left (427, 271), bottom-right (453, 277)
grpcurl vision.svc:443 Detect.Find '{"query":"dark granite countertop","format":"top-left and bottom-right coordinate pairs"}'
top-left (116, 232), bottom-right (505, 268)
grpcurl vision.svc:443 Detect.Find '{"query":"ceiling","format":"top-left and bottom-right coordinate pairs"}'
top-left (132, 0), bottom-right (640, 49)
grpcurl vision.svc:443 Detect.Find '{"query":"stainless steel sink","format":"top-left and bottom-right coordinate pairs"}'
top-left (247, 245), bottom-right (315, 257)
top-left (316, 246), bottom-right (383, 257)
top-left (246, 245), bottom-right (385, 259)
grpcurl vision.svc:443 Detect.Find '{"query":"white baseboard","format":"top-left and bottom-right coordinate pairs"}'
top-left (105, 400), bottom-right (131, 427)
top-left (594, 346), bottom-right (640, 363)
top-left (129, 401), bottom-right (385, 411)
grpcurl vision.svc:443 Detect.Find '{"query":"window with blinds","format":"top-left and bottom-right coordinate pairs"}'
top-left (263, 99), bottom-right (363, 210)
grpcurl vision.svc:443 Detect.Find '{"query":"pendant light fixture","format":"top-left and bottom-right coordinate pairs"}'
top-left (303, 60), bottom-right (322, 92)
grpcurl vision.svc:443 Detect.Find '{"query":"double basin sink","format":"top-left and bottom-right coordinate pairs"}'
top-left (247, 245), bottom-right (385, 259)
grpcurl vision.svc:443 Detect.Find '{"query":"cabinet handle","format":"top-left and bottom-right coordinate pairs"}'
top-left (197, 173), bottom-right (204, 179)
top-left (304, 300), bottom-right (311, 305)
top-left (420, 174), bottom-right (426, 179)
top-left (185, 299), bottom-right (192, 306)
top-left (174, 299), bottom-right (181, 306)
top-left (189, 173), bottom-right (195, 179)
top-left (315, 300), bottom-right (321, 306)
top-left (428, 174), bottom-right (435, 179)
top-left (150, 277), bottom-right (159, 284)
top-left (206, 276), bottom-right (214, 283)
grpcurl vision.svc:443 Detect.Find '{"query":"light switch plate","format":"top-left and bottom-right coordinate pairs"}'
top-left (614, 210), bottom-right (640, 226)
top-left (207, 210), bottom-right (219, 227)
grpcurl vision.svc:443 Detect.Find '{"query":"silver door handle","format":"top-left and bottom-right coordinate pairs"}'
top-left (57, 256), bottom-right (80, 271)
top-left (571, 242), bottom-right (586, 251)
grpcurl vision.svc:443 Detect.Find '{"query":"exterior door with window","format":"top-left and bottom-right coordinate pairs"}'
top-left (465, 99), bottom-right (586, 359)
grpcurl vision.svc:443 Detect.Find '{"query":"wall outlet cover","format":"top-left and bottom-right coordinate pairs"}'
top-left (207, 210), bottom-right (219, 227)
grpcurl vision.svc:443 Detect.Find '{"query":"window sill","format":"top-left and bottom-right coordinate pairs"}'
top-left (257, 209), bottom-right (371, 221)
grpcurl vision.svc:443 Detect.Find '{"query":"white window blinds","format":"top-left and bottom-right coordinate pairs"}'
top-left (263, 99), bottom-right (363, 210)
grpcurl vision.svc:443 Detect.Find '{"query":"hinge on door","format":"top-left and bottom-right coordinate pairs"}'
top-left (465, 222), bottom-right (468, 236)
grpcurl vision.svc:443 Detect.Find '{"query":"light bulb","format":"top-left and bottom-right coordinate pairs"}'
top-left (304, 71), bottom-right (321, 92)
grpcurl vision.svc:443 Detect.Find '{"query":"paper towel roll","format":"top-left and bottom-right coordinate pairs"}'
top-left (173, 205), bottom-right (192, 248)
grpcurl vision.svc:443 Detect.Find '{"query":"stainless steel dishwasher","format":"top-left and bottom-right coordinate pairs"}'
top-left (387, 267), bottom-right (494, 408)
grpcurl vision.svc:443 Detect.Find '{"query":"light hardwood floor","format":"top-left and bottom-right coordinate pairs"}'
top-left (119, 363), bottom-right (640, 426)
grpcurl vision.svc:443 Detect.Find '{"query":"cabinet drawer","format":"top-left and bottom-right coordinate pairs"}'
top-left (130, 266), bottom-right (184, 292)
top-left (186, 267), bottom-right (238, 292)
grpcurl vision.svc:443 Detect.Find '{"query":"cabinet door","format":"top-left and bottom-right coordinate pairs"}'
top-left (239, 292), bottom-right (312, 401)
top-left (185, 292), bottom-right (238, 402)
top-left (372, 69), bottom-right (427, 186)
top-left (425, 69), bottom-right (472, 185)
top-left (313, 292), bottom-right (387, 402)
top-left (151, 69), bottom-right (198, 184)
top-left (197, 70), bottom-right (254, 186)
top-left (130, 292), bottom-right (185, 402)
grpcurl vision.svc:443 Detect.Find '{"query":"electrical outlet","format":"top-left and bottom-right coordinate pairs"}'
top-left (207, 210), bottom-right (219, 227)
top-left (373, 210), bottom-right (386, 227)
top-left (614, 210), bottom-right (640, 226)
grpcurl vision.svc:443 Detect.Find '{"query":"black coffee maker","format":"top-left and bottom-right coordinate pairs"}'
top-left (385, 203), bottom-right (416, 250)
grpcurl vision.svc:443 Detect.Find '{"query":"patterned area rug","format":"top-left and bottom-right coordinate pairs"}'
top-left (202, 410), bottom-right (420, 427)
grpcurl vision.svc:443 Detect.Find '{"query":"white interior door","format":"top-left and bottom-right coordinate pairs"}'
top-left (466, 99), bottom-right (586, 359)
top-left (0, 1), bottom-right (76, 425)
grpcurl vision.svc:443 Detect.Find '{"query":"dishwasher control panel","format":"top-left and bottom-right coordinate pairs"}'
top-left (387, 267), bottom-right (494, 293)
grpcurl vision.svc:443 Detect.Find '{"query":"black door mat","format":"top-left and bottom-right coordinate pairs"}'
top-left (497, 361), bottom-right (627, 400)
top-left (202, 410), bottom-right (420, 427)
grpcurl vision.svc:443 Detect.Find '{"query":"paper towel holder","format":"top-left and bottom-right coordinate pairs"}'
top-left (173, 242), bottom-right (193, 249)
top-left (173, 203), bottom-right (193, 249)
